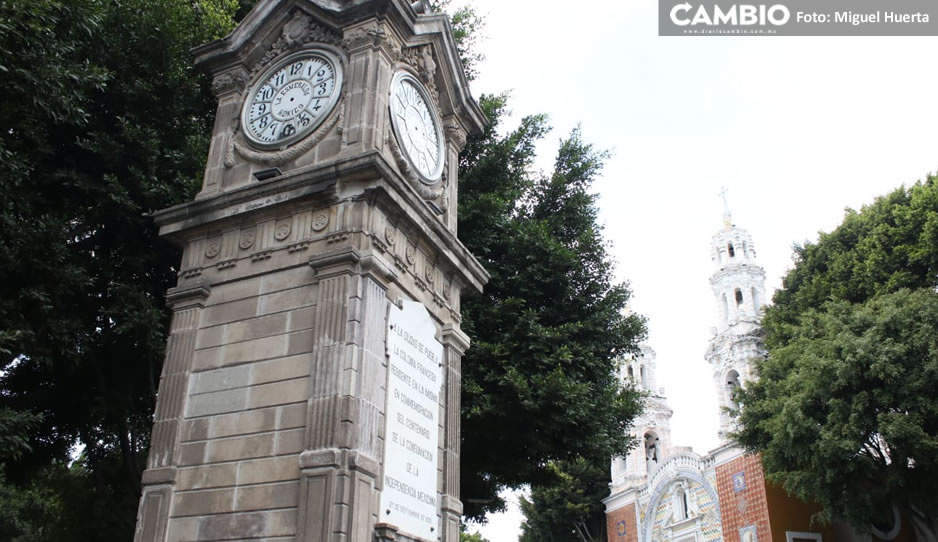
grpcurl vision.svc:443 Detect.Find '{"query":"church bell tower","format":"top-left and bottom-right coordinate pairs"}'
top-left (133, 2), bottom-right (487, 541)
top-left (705, 195), bottom-right (766, 440)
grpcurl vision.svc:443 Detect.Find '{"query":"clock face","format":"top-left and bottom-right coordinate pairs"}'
top-left (241, 50), bottom-right (343, 149)
top-left (389, 72), bottom-right (444, 183)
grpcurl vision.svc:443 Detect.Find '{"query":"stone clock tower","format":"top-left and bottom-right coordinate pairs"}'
top-left (133, 2), bottom-right (487, 542)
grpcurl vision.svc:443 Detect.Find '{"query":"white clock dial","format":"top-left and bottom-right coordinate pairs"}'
top-left (389, 72), bottom-right (444, 183)
top-left (241, 50), bottom-right (343, 149)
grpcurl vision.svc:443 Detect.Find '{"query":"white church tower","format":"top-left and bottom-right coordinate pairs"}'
top-left (610, 345), bottom-right (674, 491)
top-left (705, 193), bottom-right (767, 440)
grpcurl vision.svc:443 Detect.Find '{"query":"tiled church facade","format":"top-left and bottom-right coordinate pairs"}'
top-left (604, 209), bottom-right (916, 542)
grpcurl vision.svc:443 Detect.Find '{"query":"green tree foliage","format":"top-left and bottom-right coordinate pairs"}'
top-left (457, 95), bottom-right (645, 519)
top-left (736, 177), bottom-right (938, 538)
top-left (460, 529), bottom-right (492, 542)
top-left (430, 0), bottom-right (485, 81)
top-left (0, 0), bottom-right (238, 539)
top-left (519, 457), bottom-right (612, 542)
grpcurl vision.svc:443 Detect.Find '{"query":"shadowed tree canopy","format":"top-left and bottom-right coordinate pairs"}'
top-left (457, 95), bottom-right (645, 519)
top-left (0, 0), bottom-right (238, 539)
top-left (736, 176), bottom-right (938, 540)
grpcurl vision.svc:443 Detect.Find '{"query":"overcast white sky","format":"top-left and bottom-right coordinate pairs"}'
top-left (452, 0), bottom-right (938, 539)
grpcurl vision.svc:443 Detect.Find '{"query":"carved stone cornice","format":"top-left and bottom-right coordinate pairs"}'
top-left (441, 323), bottom-right (470, 353)
top-left (164, 280), bottom-right (211, 310)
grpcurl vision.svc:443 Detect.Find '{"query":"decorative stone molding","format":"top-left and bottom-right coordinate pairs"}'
top-left (250, 11), bottom-right (341, 79)
top-left (374, 523), bottom-right (400, 541)
top-left (311, 211), bottom-right (329, 232)
top-left (444, 120), bottom-right (467, 150)
top-left (443, 279), bottom-right (452, 303)
top-left (179, 267), bottom-right (202, 279)
top-left (211, 69), bottom-right (249, 98)
top-left (204, 238), bottom-right (221, 259)
top-left (400, 44), bottom-right (439, 104)
top-left (238, 228), bottom-right (256, 250)
top-left (287, 240), bottom-right (310, 253)
top-left (342, 20), bottom-right (400, 57)
top-left (251, 250), bottom-right (272, 262)
top-left (164, 280), bottom-right (211, 310)
top-left (274, 221), bottom-right (292, 241)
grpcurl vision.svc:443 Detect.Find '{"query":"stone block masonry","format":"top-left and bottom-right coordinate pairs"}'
top-left (134, 2), bottom-right (488, 541)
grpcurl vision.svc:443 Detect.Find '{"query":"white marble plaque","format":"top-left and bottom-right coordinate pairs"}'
top-left (380, 300), bottom-right (442, 539)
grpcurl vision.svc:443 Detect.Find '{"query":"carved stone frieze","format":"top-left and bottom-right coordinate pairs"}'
top-left (250, 11), bottom-right (341, 79)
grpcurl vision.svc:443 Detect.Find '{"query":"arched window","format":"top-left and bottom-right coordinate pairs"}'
top-left (672, 483), bottom-right (691, 521)
top-left (727, 243), bottom-right (736, 258)
top-left (644, 432), bottom-right (659, 471)
top-left (627, 365), bottom-right (634, 379)
top-left (752, 287), bottom-right (761, 311)
top-left (742, 241), bottom-right (748, 258)
top-left (726, 370), bottom-right (741, 410)
top-left (640, 365), bottom-right (647, 388)
top-left (722, 294), bottom-right (729, 321)
top-left (676, 486), bottom-right (688, 519)
top-left (735, 288), bottom-right (744, 306)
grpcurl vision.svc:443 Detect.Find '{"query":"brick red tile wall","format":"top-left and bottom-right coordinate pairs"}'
top-left (607, 503), bottom-right (637, 542)
top-left (715, 454), bottom-right (772, 542)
